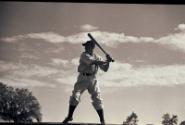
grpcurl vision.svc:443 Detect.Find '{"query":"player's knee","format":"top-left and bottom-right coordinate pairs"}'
top-left (69, 93), bottom-right (81, 106)
top-left (91, 93), bottom-right (103, 109)
top-left (92, 101), bottom-right (104, 110)
top-left (91, 93), bottom-right (101, 102)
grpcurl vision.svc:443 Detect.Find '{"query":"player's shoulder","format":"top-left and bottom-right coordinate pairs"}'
top-left (81, 52), bottom-right (89, 56)
top-left (81, 52), bottom-right (91, 58)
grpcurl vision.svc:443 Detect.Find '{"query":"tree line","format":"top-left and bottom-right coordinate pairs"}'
top-left (0, 82), bottom-right (41, 122)
top-left (122, 112), bottom-right (185, 125)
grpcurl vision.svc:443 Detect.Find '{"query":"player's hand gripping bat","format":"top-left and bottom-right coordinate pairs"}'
top-left (88, 33), bottom-right (114, 62)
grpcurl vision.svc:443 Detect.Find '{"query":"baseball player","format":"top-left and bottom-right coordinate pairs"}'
top-left (62, 40), bottom-right (111, 124)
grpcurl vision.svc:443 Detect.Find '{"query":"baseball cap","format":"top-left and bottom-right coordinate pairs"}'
top-left (82, 40), bottom-right (95, 48)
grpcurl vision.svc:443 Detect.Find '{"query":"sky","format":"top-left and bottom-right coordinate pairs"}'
top-left (0, 2), bottom-right (185, 125)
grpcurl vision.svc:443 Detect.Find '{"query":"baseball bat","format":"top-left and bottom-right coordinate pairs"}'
top-left (87, 33), bottom-right (114, 62)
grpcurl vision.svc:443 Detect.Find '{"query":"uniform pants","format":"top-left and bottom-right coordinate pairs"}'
top-left (69, 73), bottom-right (103, 110)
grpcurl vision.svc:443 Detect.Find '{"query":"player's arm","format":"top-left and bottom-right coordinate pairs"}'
top-left (81, 53), bottom-right (110, 72)
top-left (94, 55), bottom-right (111, 72)
top-left (91, 60), bottom-right (107, 65)
top-left (99, 61), bottom-right (110, 72)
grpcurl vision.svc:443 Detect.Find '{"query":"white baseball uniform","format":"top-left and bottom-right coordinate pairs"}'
top-left (69, 52), bottom-right (107, 110)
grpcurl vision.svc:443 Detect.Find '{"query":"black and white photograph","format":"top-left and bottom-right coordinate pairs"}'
top-left (0, 2), bottom-right (185, 125)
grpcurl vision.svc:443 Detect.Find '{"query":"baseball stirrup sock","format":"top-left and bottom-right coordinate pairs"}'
top-left (63, 105), bottom-right (76, 123)
top-left (96, 109), bottom-right (105, 124)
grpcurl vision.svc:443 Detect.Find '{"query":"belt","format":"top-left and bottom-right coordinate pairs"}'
top-left (82, 73), bottom-right (93, 76)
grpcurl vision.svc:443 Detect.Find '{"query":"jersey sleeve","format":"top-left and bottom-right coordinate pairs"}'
top-left (95, 55), bottom-right (103, 61)
top-left (96, 55), bottom-right (109, 72)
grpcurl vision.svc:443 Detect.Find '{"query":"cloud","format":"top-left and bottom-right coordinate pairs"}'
top-left (0, 32), bottom-right (65, 43)
top-left (56, 75), bottom-right (76, 86)
top-left (49, 58), bottom-right (185, 87)
top-left (67, 24), bottom-right (185, 52)
top-left (0, 30), bottom-right (164, 48)
top-left (20, 53), bottom-right (39, 60)
top-left (0, 57), bottom-right (79, 88)
top-left (51, 58), bottom-right (79, 84)
top-left (156, 32), bottom-right (185, 51)
top-left (1, 77), bottom-right (56, 88)
top-left (1, 56), bottom-right (185, 88)
top-left (51, 58), bottom-right (69, 67)
top-left (80, 24), bottom-right (98, 31)
top-left (71, 57), bottom-right (80, 66)
top-left (1, 24), bottom-right (185, 90)
top-left (0, 60), bottom-right (22, 72)
top-left (0, 61), bottom-right (58, 88)
top-left (175, 23), bottom-right (185, 31)
top-left (0, 61), bottom-right (58, 77)
top-left (0, 31), bottom-right (89, 44)
top-left (51, 57), bottom-right (79, 67)
top-left (97, 62), bottom-right (185, 87)
top-left (13, 64), bottom-right (59, 77)
top-left (1, 24), bottom-right (185, 52)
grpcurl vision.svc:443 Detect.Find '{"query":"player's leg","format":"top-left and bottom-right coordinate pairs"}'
top-left (62, 105), bottom-right (76, 123)
top-left (63, 77), bottom-right (87, 123)
top-left (88, 79), bottom-right (105, 124)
